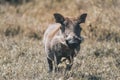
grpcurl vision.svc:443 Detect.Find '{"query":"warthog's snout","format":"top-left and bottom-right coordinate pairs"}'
top-left (66, 36), bottom-right (83, 48)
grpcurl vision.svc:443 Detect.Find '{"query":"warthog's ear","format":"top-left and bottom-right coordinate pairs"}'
top-left (54, 13), bottom-right (65, 24)
top-left (77, 13), bottom-right (87, 24)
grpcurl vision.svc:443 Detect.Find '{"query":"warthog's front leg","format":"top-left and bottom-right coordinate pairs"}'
top-left (66, 55), bottom-right (74, 71)
top-left (54, 55), bottom-right (62, 72)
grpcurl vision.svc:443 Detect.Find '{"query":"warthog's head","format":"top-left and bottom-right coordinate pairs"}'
top-left (54, 13), bottom-right (87, 49)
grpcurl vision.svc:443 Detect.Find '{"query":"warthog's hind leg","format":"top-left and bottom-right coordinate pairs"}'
top-left (47, 58), bottom-right (53, 73)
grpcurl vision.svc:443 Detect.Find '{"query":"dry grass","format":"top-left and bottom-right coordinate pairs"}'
top-left (0, 0), bottom-right (120, 80)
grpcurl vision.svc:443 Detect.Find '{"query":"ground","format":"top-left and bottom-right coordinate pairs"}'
top-left (0, 0), bottom-right (120, 80)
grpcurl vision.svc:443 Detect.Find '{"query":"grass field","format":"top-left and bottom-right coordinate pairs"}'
top-left (0, 0), bottom-right (120, 80)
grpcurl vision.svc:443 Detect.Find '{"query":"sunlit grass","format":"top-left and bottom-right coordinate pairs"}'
top-left (0, 0), bottom-right (120, 80)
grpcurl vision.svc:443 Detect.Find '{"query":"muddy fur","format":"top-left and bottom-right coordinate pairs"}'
top-left (43, 13), bottom-right (87, 72)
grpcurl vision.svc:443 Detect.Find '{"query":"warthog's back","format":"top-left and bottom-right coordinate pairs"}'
top-left (43, 23), bottom-right (61, 44)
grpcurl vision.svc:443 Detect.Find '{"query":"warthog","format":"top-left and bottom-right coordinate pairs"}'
top-left (43, 13), bottom-right (87, 72)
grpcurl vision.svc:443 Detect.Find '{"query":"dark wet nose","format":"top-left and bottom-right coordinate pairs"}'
top-left (66, 38), bottom-right (79, 48)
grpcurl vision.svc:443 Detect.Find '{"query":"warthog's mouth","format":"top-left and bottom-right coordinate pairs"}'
top-left (67, 42), bottom-right (79, 49)
top-left (66, 36), bottom-right (84, 49)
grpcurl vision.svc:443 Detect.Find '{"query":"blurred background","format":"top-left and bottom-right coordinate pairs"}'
top-left (0, 0), bottom-right (120, 80)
